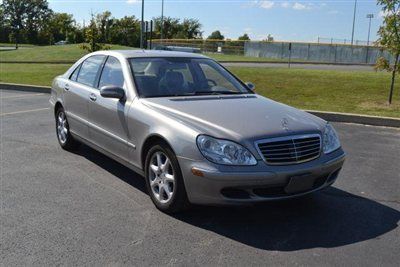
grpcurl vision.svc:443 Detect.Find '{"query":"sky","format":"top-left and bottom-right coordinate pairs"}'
top-left (47, 0), bottom-right (384, 42)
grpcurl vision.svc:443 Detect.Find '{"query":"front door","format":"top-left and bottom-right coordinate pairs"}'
top-left (87, 56), bottom-right (131, 161)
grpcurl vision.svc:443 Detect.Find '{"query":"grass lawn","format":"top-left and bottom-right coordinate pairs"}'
top-left (0, 63), bottom-right (70, 86)
top-left (0, 44), bottom-right (134, 63)
top-left (229, 67), bottom-right (400, 118)
top-left (1, 63), bottom-right (399, 118)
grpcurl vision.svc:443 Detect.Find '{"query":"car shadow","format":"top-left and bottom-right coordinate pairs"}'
top-left (72, 143), bottom-right (147, 194)
top-left (174, 189), bottom-right (400, 251)
top-left (73, 143), bottom-right (399, 251)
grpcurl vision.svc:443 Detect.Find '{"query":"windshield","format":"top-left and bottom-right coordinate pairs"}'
top-left (128, 57), bottom-right (251, 97)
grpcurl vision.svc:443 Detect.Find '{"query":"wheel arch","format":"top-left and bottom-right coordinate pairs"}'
top-left (141, 134), bottom-right (176, 170)
top-left (54, 101), bottom-right (63, 116)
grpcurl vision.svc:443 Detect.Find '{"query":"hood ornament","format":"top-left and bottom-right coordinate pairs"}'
top-left (281, 118), bottom-right (290, 132)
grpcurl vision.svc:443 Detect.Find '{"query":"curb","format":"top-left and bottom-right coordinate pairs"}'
top-left (306, 110), bottom-right (400, 128)
top-left (1, 82), bottom-right (399, 128)
top-left (0, 82), bottom-right (50, 93)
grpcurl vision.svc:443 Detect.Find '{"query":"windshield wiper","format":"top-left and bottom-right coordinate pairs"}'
top-left (192, 90), bottom-right (243, 95)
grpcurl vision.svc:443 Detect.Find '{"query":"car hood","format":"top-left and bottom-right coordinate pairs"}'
top-left (140, 94), bottom-right (326, 142)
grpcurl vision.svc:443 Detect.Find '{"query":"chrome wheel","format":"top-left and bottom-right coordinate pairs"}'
top-left (57, 111), bottom-right (68, 144)
top-left (148, 151), bottom-right (175, 204)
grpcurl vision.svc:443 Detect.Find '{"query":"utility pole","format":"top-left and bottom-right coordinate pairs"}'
top-left (366, 14), bottom-right (374, 46)
top-left (161, 0), bottom-right (165, 42)
top-left (140, 0), bottom-right (145, 49)
top-left (351, 0), bottom-right (358, 46)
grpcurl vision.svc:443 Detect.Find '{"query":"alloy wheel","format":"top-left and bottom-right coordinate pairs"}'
top-left (57, 111), bottom-right (68, 144)
top-left (148, 151), bottom-right (175, 204)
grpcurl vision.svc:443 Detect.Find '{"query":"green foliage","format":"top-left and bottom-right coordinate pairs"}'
top-left (80, 17), bottom-right (110, 53)
top-left (375, 0), bottom-right (400, 104)
top-left (1, 0), bottom-right (51, 45)
top-left (238, 33), bottom-right (250, 41)
top-left (262, 34), bottom-right (274, 42)
top-left (109, 16), bottom-right (140, 47)
top-left (152, 16), bottom-right (202, 39)
top-left (207, 30), bottom-right (224, 40)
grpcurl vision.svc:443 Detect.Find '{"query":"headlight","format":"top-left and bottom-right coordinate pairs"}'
top-left (323, 123), bottom-right (341, 154)
top-left (196, 135), bottom-right (257, 165)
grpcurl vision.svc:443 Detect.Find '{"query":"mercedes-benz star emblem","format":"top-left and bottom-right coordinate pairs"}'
top-left (281, 118), bottom-right (290, 131)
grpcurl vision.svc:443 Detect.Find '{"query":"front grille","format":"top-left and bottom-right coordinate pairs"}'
top-left (256, 134), bottom-right (321, 165)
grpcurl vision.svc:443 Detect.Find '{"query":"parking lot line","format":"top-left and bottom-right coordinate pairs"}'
top-left (0, 107), bottom-right (50, 116)
top-left (0, 93), bottom-right (45, 99)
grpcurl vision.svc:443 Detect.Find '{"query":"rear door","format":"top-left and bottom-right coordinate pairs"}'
top-left (87, 56), bottom-right (131, 161)
top-left (64, 55), bottom-right (106, 140)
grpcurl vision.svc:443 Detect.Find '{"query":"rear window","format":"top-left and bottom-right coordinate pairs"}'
top-left (69, 65), bottom-right (81, 81)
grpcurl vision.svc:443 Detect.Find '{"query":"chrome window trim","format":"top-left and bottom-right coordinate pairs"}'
top-left (254, 133), bottom-right (322, 166)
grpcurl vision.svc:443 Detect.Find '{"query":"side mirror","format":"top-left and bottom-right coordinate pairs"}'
top-left (100, 85), bottom-right (125, 100)
top-left (245, 82), bottom-right (256, 92)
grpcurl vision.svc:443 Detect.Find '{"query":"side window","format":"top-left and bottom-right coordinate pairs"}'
top-left (98, 56), bottom-right (125, 89)
top-left (76, 55), bottom-right (105, 87)
top-left (69, 64), bottom-right (81, 81)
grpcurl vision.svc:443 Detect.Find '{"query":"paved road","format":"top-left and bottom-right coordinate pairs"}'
top-left (222, 62), bottom-right (375, 71)
top-left (1, 89), bottom-right (399, 266)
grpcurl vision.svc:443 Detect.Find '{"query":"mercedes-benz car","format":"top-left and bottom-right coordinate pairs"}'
top-left (50, 50), bottom-right (345, 213)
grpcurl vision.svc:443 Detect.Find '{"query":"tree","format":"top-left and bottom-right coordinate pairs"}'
top-left (375, 0), bottom-right (400, 104)
top-left (207, 30), bottom-right (224, 40)
top-left (153, 16), bottom-right (181, 39)
top-left (264, 34), bottom-right (274, 42)
top-left (109, 16), bottom-right (140, 47)
top-left (0, 6), bottom-right (12, 43)
top-left (238, 33), bottom-right (250, 41)
top-left (80, 15), bottom-right (109, 52)
top-left (48, 13), bottom-right (75, 43)
top-left (96, 11), bottom-right (113, 43)
top-left (180, 18), bottom-right (202, 39)
top-left (1, 0), bottom-right (51, 47)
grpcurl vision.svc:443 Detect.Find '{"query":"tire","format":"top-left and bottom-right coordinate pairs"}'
top-left (55, 107), bottom-right (79, 151)
top-left (145, 143), bottom-right (189, 213)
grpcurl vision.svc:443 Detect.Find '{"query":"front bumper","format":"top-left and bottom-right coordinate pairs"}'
top-left (178, 149), bottom-right (345, 205)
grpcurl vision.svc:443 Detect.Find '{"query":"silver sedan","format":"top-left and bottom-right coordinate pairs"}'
top-left (50, 50), bottom-right (345, 213)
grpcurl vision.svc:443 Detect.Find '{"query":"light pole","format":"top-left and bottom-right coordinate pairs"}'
top-left (351, 0), bottom-right (358, 46)
top-left (366, 14), bottom-right (374, 46)
top-left (161, 0), bottom-right (165, 42)
top-left (140, 0), bottom-right (145, 49)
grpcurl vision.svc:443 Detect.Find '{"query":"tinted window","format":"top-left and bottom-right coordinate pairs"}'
top-left (76, 56), bottom-right (105, 87)
top-left (98, 56), bottom-right (125, 89)
top-left (129, 57), bottom-right (249, 97)
top-left (69, 64), bottom-right (81, 81)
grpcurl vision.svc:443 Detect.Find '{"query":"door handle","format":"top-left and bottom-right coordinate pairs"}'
top-left (89, 93), bottom-right (97, 102)
top-left (64, 84), bottom-right (70, 91)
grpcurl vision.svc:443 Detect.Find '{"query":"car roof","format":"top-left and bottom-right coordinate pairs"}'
top-left (91, 49), bottom-right (209, 59)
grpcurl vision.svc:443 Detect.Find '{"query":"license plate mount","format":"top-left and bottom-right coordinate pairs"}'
top-left (284, 174), bottom-right (315, 194)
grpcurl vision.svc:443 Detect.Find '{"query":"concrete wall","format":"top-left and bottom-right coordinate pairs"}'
top-left (245, 41), bottom-right (393, 64)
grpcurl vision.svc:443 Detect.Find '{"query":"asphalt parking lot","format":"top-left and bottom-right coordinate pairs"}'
top-left (1, 88), bottom-right (399, 266)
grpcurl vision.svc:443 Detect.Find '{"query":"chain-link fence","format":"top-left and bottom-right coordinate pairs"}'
top-left (245, 41), bottom-right (392, 64)
top-left (150, 39), bottom-right (391, 64)
top-left (317, 37), bottom-right (374, 46)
